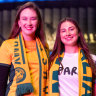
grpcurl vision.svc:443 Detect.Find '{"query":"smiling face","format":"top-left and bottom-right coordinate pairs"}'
top-left (60, 21), bottom-right (79, 47)
top-left (18, 8), bottom-right (38, 40)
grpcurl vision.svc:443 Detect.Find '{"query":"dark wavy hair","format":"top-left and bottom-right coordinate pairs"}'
top-left (49, 17), bottom-right (96, 75)
top-left (9, 2), bottom-right (46, 48)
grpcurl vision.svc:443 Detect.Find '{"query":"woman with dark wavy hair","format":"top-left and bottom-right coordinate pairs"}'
top-left (0, 2), bottom-right (48, 96)
top-left (49, 17), bottom-right (96, 96)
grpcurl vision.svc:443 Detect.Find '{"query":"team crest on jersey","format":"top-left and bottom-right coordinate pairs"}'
top-left (15, 67), bottom-right (26, 83)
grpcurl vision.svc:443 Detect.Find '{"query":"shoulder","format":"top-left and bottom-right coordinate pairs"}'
top-left (1, 39), bottom-right (15, 46)
top-left (0, 39), bottom-right (15, 51)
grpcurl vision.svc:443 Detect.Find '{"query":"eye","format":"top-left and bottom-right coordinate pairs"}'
top-left (61, 29), bottom-right (66, 32)
top-left (62, 30), bottom-right (66, 32)
top-left (69, 27), bottom-right (75, 31)
top-left (31, 17), bottom-right (38, 20)
top-left (22, 17), bottom-right (27, 20)
top-left (70, 28), bottom-right (74, 31)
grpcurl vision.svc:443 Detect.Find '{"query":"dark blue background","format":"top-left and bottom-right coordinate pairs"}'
top-left (0, 0), bottom-right (67, 3)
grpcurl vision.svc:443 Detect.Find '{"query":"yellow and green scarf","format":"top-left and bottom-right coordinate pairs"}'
top-left (49, 48), bottom-right (92, 96)
top-left (6, 33), bottom-right (48, 96)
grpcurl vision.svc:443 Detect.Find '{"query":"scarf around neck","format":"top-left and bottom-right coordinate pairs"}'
top-left (6, 33), bottom-right (48, 96)
top-left (49, 48), bottom-right (92, 96)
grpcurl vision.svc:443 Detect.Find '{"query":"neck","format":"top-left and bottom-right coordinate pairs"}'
top-left (65, 45), bottom-right (79, 53)
top-left (22, 33), bottom-right (36, 41)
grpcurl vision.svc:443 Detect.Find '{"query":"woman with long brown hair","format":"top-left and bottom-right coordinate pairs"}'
top-left (0, 2), bottom-right (48, 96)
top-left (49, 17), bottom-right (96, 96)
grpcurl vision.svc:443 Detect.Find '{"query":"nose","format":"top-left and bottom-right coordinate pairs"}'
top-left (27, 19), bottom-right (31, 25)
top-left (66, 30), bottom-right (70, 35)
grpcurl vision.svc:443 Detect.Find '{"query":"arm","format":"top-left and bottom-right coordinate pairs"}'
top-left (0, 40), bottom-right (12, 96)
top-left (0, 64), bottom-right (10, 96)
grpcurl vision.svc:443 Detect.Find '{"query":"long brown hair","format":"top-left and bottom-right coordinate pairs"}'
top-left (50, 17), bottom-right (96, 75)
top-left (9, 2), bottom-right (46, 48)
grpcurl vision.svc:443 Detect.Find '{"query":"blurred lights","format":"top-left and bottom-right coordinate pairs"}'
top-left (84, 33), bottom-right (88, 43)
top-left (89, 33), bottom-right (96, 43)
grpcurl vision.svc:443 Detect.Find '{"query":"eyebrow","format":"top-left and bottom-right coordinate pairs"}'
top-left (60, 29), bottom-right (65, 31)
top-left (69, 26), bottom-right (75, 28)
top-left (60, 26), bottom-right (75, 29)
top-left (21, 16), bottom-right (37, 18)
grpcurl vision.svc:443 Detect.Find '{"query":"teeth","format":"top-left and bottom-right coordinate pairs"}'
top-left (65, 37), bottom-right (73, 40)
top-left (26, 27), bottom-right (32, 30)
top-left (66, 37), bottom-right (72, 39)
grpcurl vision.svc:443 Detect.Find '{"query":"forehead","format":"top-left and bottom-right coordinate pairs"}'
top-left (60, 21), bottom-right (76, 29)
top-left (20, 8), bottom-right (37, 17)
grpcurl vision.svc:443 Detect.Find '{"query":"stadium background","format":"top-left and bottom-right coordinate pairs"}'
top-left (0, 0), bottom-right (96, 54)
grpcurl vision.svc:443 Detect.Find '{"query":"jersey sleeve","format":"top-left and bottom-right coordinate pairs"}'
top-left (0, 40), bottom-right (12, 65)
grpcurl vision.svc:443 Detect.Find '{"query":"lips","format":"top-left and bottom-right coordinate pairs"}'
top-left (26, 27), bottom-right (33, 30)
top-left (65, 36), bottom-right (73, 41)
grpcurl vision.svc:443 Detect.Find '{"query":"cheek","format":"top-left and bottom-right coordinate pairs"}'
top-left (35, 23), bottom-right (38, 27)
top-left (75, 33), bottom-right (79, 38)
top-left (72, 31), bottom-right (79, 37)
top-left (60, 32), bottom-right (64, 38)
top-left (19, 21), bottom-right (25, 28)
top-left (32, 21), bottom-right (38, 26)
top-left (60, 35), bottom-right (66, 43)
top-left (74, 31), bottom-right (79, 36)
top-left (60, 32), bottom-right (65, 40)
top-left (73, 34), bottom-right (79, 42)
top-left (18, 20), bottom-right (21, 27)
